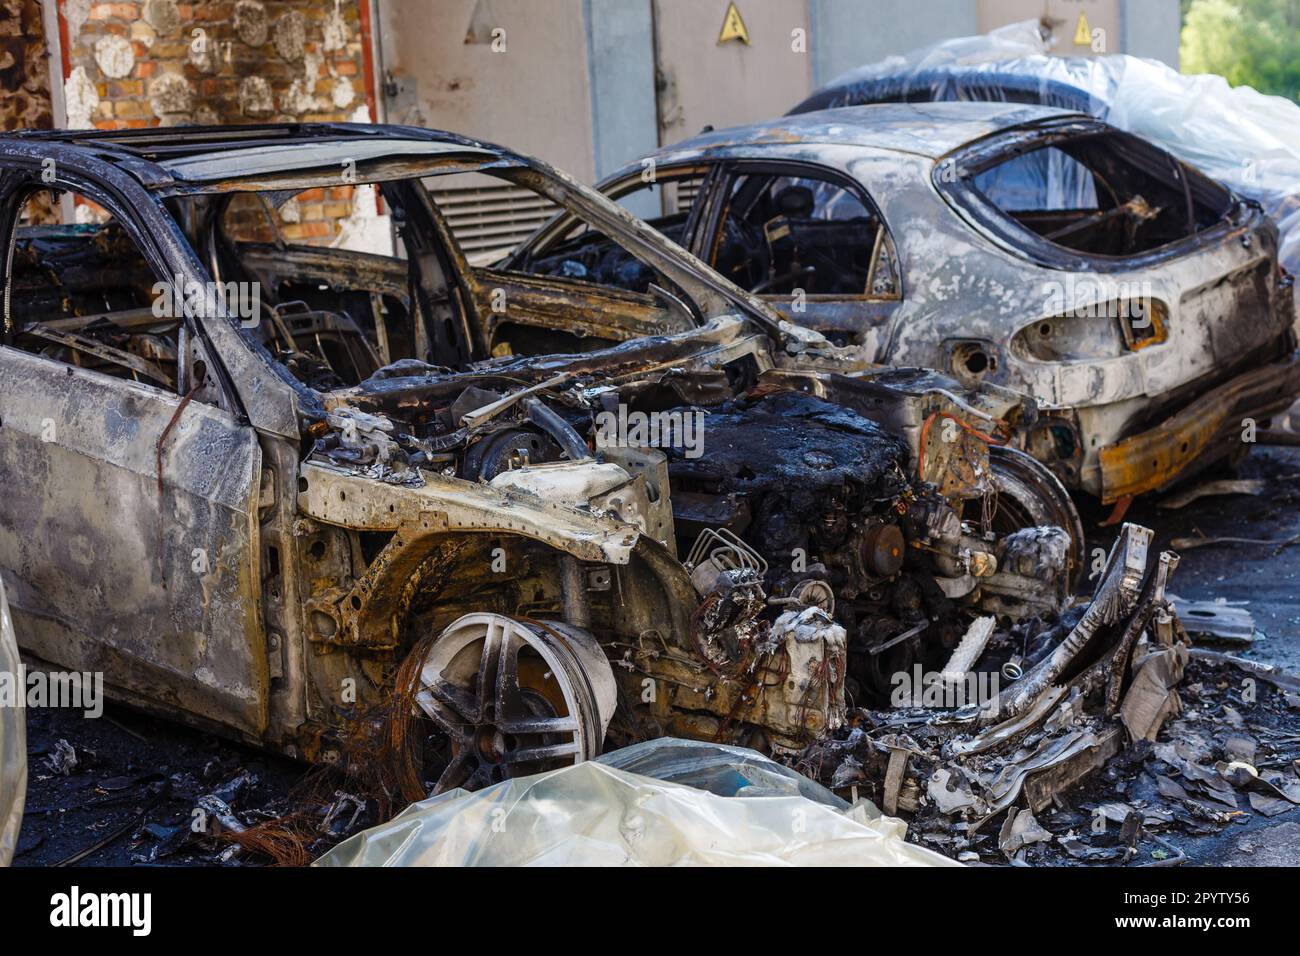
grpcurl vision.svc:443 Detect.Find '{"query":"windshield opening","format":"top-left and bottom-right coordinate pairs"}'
top-left (160, 164), bottom-right (709, 391)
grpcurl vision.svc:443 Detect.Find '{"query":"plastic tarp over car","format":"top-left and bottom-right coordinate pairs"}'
top-left (0, 578), bottom-right (25, 866)
top-left (793, 19), bottom-right (1300, 295)
top-left (315, 738), bottom-right (957, 867)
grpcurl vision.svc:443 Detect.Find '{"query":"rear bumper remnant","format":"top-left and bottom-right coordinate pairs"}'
top-left (1098, 355), bottom-right (1300, 503)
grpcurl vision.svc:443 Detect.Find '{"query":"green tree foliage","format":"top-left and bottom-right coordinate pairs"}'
top-left (1182, 0), bottom-right (1300, 101)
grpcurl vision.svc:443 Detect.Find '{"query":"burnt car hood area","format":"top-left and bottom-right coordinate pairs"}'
top-left (2, 84), bottom-right (1300, 901)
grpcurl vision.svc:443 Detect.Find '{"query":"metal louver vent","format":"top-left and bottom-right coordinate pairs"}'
top-left (427, 183), bottom-right (560, 265)
top-left (672, 177), bottom-right (702, 214)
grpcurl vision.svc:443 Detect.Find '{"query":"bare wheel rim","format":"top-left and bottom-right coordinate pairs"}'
top-left (414, 613), bottom-right (612, 794)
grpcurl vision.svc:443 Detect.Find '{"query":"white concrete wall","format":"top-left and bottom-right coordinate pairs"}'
top-left (374, 0), bottom-right (1181, 186)
top-left (376, 0), bottom-right (597, 180)
top-left (810, 0), bottom-right (978, 87)
top-left (1121, 0), bottom-right (1180, 68)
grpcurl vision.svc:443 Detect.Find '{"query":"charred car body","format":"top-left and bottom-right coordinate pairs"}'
top-left (518, 103), bottom-right (1300, 507)
top-left (0, 124), bottom-right (1158, 797)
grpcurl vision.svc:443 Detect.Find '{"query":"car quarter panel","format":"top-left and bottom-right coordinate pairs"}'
top-left (855, 154), bottom-right (1290, 409)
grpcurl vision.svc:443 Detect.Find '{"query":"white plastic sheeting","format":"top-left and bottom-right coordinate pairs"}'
top-left (0, 578), bottom-right (25, 866)
top-left (795, 20), bottom-right (1300, 300)
top-left (315, 738), bottom-right (957, 867)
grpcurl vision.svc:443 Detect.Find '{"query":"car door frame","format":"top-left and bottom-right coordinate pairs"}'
top-left (0, 154), bottom-right (276, 738)
top-left (507, 162), bottom-right (717, 265)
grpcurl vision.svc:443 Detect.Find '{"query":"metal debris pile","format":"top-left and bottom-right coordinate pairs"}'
top-left (792, 559), bottom-right (1300, 865)
top-left (796, 525), bottom-right (1203, 862)
top-left (982, 652), bottom-right (1300, 866)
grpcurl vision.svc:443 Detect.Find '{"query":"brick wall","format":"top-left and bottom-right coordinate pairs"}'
top-left (0, 0), bottom-right (54, 131)
top-left (60, 0), bottom-right (377, 242)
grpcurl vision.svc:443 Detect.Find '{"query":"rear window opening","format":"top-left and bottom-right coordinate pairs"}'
top-left (963, 130), bottom-right (1234, 258)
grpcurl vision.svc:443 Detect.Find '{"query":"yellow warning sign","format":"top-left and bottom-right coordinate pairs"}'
top-left (1073, 12), bottom-right (1092, 46)
top-left (719, 2), bottom-right (750, 45)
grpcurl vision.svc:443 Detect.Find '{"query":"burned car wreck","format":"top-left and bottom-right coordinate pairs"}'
top-left (0, 124), bottom-right (1174, 814)
top-left (518, 103), bottom-right (1300, 513)
top-left (318, 336), bottom-right (1084, 780)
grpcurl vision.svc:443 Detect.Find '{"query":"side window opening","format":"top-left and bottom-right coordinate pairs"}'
top-left (563, 172), bottom-right (703, 246)
top-left (5, 189), bottom-right (188, 396)
top-left (711, 171), bottom-right (898, 299)
top-left (968, 132), bottom-right (1233, 258)
top-left (169, 163), bottom-right (715, 392)
top-left (511, 169), bottom-right (705, 292)
top-left (971, 147), bottom-right (1098, 213)
top-left (428, 171), bottom-right (563, 267)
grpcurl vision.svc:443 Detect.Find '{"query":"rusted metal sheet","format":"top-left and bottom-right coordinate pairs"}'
top-left (471, 267), bottom-right (691, 345)
top-left (298, 461), bottom-right (641, 563)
